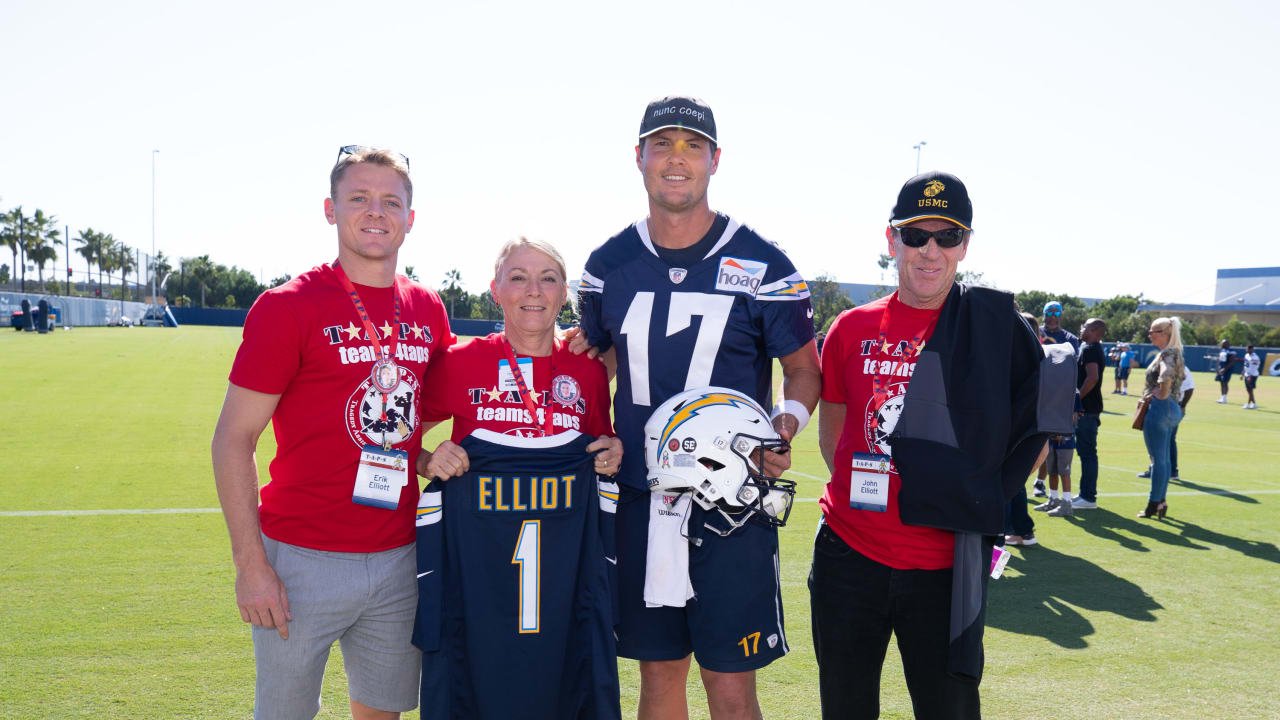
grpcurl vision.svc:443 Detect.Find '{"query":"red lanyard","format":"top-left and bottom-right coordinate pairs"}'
top-left (333, 262), bottom-right (401, 363)
top-left (501, 335), bottom-right (556, 438)
top-left (869, 295), bottom-right (940, 415)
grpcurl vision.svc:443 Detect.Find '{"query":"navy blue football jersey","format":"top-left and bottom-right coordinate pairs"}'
top-left (578, 214), bottom-right (815, 489)
top-left (414, 429), bottom-right (621, 720)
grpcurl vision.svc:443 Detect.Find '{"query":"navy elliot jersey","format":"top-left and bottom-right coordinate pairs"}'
top-left (578, 215), bottom-right (815, 488)
top-left (414, 429), bottom-right (621, 720)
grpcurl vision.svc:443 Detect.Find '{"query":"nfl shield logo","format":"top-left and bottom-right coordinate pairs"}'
top-left (669, 268), bottom-right (687, 284)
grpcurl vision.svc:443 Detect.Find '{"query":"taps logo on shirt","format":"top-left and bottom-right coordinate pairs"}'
top-left (863, 381), bottom-right (908, 457)
top-left (345, 365), bottom-right (421, 448)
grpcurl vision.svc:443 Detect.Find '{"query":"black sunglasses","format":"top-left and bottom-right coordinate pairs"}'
top-left (335, 145), bottom-right (410, 172)
top-left (896, 226), bottom-right (967, 248)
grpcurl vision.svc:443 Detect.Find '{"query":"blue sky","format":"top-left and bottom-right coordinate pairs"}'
top-left (2, 0), bottom-right (1276, 303)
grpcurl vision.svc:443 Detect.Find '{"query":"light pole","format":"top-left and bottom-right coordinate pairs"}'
top-left (913, 141), bottom-right (927, 174)
top-left (151, 147), bottom-right (159, 303)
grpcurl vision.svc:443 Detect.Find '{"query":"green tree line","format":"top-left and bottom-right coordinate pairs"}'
top-left (1, 199), bottom-right (175, 301)
top-left (1013, 290), bottom-right (1280, 348)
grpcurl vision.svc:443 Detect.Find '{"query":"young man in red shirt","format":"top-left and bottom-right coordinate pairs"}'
top-left (212, 147), bottom-right (452, 720)
top-left (812, 172), bottom-right (1049, 719)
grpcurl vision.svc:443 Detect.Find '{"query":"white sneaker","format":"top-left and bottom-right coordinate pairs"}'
top-left (1071, 496), bottom-right (1098, 510)
top-left (1218, 397), bottom-right (1227, 404)
top-left (1244, 403), bottom-right (1251, 409)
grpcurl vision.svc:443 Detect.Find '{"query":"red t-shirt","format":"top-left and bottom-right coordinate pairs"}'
top-left (229, 263), bottom-right (454, 552)
top-left (818, 293), bottom-right (955, 570)
top-left (421, 333), bottom-right (613, 442)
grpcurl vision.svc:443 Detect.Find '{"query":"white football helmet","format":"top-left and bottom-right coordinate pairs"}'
top-left (644, 386), bottom-right (796, 533)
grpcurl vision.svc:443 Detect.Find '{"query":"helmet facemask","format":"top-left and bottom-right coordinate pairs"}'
top-left (644, 386), bottom-right (799, 538)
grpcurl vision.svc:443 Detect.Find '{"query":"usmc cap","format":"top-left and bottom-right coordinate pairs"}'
top-left (889, 171), bottom-right (973, 230)
top-left (639, 96), bottom-right (717, 145)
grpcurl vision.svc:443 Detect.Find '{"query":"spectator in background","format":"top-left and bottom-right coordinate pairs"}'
top-left (1008, 312), bottom-right (1045, 544)
top-left (1138, 359), bottom-right (1195, 482)
top-left (1036, 433), bottom-right (1075, 517)
top-left (1071, 318), bottom-right (1106, 511)
top-left (1033, 301), bottom-right (1078, 499)
top-left (1041, 301), bottom-right (1080, 351)
top-left (1111, 342), bottom-right (1134, 395)
top-left (1138, 317), bottom-right (1186, 519)
top-left (1208, 339), bottom-right (1238, 404)
top-left (1242, 344), bottom-right (1260, 409)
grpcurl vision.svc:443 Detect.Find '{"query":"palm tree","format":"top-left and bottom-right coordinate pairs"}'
top-left (75, 228), bottom-right (103, 293)
top-left (98, 234), bottom-right (119, 298)
top-left (150, 250), bottom-right (172, 296)
top-left (30, 244), bottom-right (59, 290)
top-left (441, 268), bottom-right (464, 317)
top-left (0, 206), bottom-right (19, 286)
top-left (116, 242), bottom-right (137, 300)
top-left (21, 207), bottom-right (58, 288)
top-left (186, 255), bottom-right (214, 307)
top-left (25, 209), bottom-right (60, 289)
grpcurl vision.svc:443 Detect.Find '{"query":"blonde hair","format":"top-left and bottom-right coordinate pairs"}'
top-left (1151, 316), bottom-right (1184, 354)
top-left (492, 237), bottom-right (573, 313)
top-left (330, 147), bottom-right (413, 206)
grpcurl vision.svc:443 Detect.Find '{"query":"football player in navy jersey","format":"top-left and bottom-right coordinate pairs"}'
top-left (570, 96), bottom-right (820, 720)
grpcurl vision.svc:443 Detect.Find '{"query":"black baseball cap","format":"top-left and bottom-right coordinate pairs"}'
top-left (889, 171), bottom-right (973, 230)
top-left (639, 96), bottom-right (717, 145)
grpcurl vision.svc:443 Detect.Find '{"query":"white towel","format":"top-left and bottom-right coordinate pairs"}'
top-left (643, 492), bottom-right (696, 608)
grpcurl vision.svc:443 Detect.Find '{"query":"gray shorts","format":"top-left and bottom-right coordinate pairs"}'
top-left (1046, 446), bottom-right (1074, 476)
top-left (254, 534), bottom-right (420, 720)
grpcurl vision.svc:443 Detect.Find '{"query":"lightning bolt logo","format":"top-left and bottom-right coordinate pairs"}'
top-left (654, 392), bottom-right (766, 464)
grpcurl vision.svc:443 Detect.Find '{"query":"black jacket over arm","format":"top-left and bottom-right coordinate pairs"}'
top-left (886, 282), bottom-right (1074, 682)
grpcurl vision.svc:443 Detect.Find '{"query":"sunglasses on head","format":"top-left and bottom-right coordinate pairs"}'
top-left (896, 226), bottom-right (967, 248)
top-left (335, 145), bottom-right (410, 172)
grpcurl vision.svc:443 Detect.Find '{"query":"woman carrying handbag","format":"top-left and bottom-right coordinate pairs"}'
top-left (1136, 317), bottom-right (1186, 519)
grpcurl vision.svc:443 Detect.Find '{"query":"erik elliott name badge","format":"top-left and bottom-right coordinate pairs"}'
top-left (353, 445), bottom-right (410, 509)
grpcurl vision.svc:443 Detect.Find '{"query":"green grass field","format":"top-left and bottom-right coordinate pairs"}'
top-left (2, 326), bottom-right (1278, 719)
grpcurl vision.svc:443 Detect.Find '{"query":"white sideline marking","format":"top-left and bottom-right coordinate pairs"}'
top-left (7, 488), bottom-right (1280, 515)
top-left (792, 488), bottom-right (1280, 503)
top-left (1099, 429), bottom-right (1280, 455)
top-left (0, 508), bottom-right (221, 517)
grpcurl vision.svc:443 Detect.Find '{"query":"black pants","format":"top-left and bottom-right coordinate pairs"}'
top-left (808, 523), bottom-right (981, 720)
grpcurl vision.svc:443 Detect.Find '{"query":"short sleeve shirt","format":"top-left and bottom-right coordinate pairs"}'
top-left (420, 334), bottom-right (614, 442)
top-left (818, 293), bottom-right (954, 570)
top-left (1243, 352), bottom-right (1261, 378)
top-left (1077, 341), bottom-right (1106, 414)
top-left (229, 264), bottom-right (454, 552)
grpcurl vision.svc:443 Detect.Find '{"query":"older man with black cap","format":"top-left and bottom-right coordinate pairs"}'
top-left (573, 95), bottom-right (821, 720)
top-left (812, 172), bottom-right (1071, 719)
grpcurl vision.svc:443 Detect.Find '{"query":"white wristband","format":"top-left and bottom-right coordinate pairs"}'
top-left (770, 399), bottom-right (811, 435)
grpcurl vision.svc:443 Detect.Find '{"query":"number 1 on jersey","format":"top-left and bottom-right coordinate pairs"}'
top-left (512, 520), bottom-right (540, 633)
top-left (620, 291), bottom-right (734, 406)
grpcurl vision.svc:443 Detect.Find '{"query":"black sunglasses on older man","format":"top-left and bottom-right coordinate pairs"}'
top-left (335, 145), bottom-right (410, 172)
top-left (896, 226), bottom-right (967, 248)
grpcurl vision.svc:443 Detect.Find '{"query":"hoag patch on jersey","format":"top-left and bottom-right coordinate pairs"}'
top-left (715, 256), bottom-right (768, 296)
